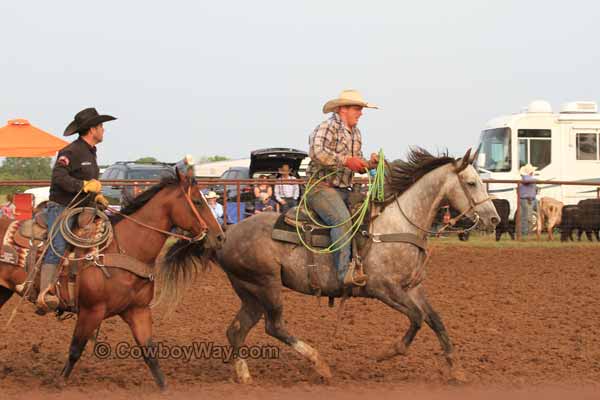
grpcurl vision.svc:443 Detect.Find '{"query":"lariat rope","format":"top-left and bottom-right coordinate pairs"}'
top-left (295, 149), bottom-right (386, 254)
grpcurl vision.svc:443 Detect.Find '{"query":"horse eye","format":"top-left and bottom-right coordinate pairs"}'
top-left (467, 181), bottom-right (476, 187)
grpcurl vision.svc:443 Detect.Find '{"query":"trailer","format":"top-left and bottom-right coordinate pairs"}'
top-left (476, 100), bottom-right (600, 214)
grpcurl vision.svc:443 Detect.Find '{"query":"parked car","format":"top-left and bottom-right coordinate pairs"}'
top-left (101, 161), bottom-right (173, 207)
top-left (215, 166), bottom-right (253, 204)
top-left (213, 148), bottom-right (308, 223)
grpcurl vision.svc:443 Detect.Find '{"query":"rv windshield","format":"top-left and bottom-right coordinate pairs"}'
top-left (478, 128), bottom-right (511, 172)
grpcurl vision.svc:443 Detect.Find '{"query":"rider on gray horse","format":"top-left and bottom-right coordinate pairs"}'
top-left (306, 89), bottom-right (379, 288)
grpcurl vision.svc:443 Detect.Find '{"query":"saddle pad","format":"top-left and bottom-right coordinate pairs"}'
top-left (271, 213), bottom-right (331, 248)
top-left (0, 220), bottom-right (31, 267)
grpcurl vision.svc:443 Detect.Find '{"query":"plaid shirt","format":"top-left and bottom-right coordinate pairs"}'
top-left (307, 113), bottom-right (363, 188)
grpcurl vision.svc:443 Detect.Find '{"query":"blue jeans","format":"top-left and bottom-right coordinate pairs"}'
top-left (306, 187), bottom-right (351, 283)
top-left (519, 198), bottom-right (536, 236)
top-left (43, 202), bottom-right (68, 264)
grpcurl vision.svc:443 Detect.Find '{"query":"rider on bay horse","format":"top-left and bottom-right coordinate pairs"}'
top-left (306, 89), bottom-right (379, 288)
top-left (16, 107), bottom-right (115, 313)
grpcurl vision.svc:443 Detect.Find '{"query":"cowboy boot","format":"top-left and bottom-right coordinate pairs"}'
top-left (36, 263), bottom-right (59, 312)
top-left (15, 282), bottom-right (27, 295)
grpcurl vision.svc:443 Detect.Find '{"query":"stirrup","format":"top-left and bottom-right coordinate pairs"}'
top-left (36, 287), bottom-right (59, 313)
top-left (342, 268), bottom-right (368, 288)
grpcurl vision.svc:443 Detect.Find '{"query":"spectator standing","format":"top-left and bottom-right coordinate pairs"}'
top-left (519, 163), bottom-right (537, 237)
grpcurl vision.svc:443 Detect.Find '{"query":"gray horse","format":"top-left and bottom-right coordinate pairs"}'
top-left (212, 148), bottom-right (499, 383)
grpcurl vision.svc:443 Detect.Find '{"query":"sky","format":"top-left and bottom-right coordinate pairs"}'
top-left (1, 0), bottom-right (598, 165)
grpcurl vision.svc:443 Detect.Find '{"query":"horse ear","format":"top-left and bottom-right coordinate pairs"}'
top-left (470, 146), bottom-right (480, 165)
top-left (175, 166), bottom-right (185, 183)
top-left (456, 148), bottom-right (472, 172)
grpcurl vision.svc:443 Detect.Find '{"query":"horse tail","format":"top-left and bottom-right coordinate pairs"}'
top-left (154, 238), bottom-right (212, 312)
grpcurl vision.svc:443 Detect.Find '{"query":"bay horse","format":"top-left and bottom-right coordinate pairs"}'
top-left (211, 148), bottom-right (499, 383)
top-left (0, 169), bottom-right (224, 390)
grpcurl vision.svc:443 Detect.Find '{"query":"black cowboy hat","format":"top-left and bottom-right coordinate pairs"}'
top-left (64, 107), bottom-right (116, 136)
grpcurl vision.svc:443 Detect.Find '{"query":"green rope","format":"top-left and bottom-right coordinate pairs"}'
top-left (295, 149), bottom-right (386, 254)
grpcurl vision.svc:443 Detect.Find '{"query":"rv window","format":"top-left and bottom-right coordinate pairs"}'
top-left (518, 131), bottom-right (551, 169)
top-left (518, 140), bottom-right (528, 167)
top-left (479, 128), bottom-right (511, 172)
top-left (576, 133), bottom-right (597, 160)
top-left (530, 140), bottom-right (551, 169)
top-left (518, 129), bottom-right (551, 138)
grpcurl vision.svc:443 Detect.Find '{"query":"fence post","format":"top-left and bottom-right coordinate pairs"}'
top-left (222, 183), bottom-right (228, 225)
top-left (516, 183), bottom-right (521, 241)
top-left (236, 182), bottom-right (241, 222)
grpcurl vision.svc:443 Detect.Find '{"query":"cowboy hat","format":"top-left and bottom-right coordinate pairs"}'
top-left (205, 191), bottom-right (220, 199)
top-left (278, 164), bottom-right (292, 173)
top-left (322, 89), bottom-right (379, 114)
top-left (519, 163), bottom-right (537, 175)
top-left (64, 107), bottom-right (117, 136)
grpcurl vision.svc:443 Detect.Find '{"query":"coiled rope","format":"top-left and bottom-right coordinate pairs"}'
top-left (46, 195), bottom-right (113, 262)
top-left (295, 149), bottom-right (386, 254)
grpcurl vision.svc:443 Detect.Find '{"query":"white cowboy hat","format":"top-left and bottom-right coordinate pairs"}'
top-left (322, 89), bottom-right (379, 114)
top-left (205, 191), bottom-right (220, 199)
top-left (519, 163), bottom-right (537, 175)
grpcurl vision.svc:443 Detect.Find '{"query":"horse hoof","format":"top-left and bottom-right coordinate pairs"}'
top-left (375, 342), bottom-right (406, 362)
top-left (234, 359), bottom-right (253, 384)
top-left (236, 374), bottom-right (253, 384)
top-left (314, 358), bottom-right (333, 380)
top-left (448, 367), bottom-right (468, 385)
top-left (55, 376), bottom-right (68, 390)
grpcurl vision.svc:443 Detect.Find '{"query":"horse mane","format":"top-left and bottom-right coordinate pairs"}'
top-left (386, 147), bottom-right (456, 196)
top-left (109, 172), bottom-right (179, 224)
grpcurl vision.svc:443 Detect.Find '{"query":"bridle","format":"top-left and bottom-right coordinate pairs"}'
top-left (388, 164), bottom-right (492, 236)
top-left (108, 181), bottom-right (208, 243)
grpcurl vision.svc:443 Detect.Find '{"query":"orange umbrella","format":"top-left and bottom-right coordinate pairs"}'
top-left (0, 119), bottom-right (68, 157)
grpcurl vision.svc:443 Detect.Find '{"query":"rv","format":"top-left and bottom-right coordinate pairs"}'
top-left (477, 100), bottom-right (600, 214)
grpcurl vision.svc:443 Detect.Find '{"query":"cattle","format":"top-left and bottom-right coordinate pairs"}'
top-left (491, 198), bottom-right (514, 241)
top-left (576, 198), bottom-right (600, 241)
top-left (536, 196), bottom-right (564, 241)
top-left (559, 205), bottom-right (580, 242)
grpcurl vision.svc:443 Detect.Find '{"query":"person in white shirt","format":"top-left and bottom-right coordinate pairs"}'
top-left (205, 191), bottom-right (224, 225)
top-left (274, 164), bottom-right (299, 214)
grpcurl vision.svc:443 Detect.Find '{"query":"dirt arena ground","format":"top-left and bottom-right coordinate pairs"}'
top-left (1, 245), bottom-right (600, 399)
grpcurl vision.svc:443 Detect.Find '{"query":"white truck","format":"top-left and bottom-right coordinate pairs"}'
top-left (476, 100), bottom-right (600, 214)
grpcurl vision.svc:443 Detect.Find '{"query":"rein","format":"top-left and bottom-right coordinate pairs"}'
top-left (108, 184), bottom-right (207, 243)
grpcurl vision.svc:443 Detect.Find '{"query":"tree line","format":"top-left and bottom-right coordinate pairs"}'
top-left (0, 155), bottom-right (230, 194)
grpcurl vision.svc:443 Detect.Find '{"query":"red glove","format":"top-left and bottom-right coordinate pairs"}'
top-left (344, 157), bottom-right (369, 173)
